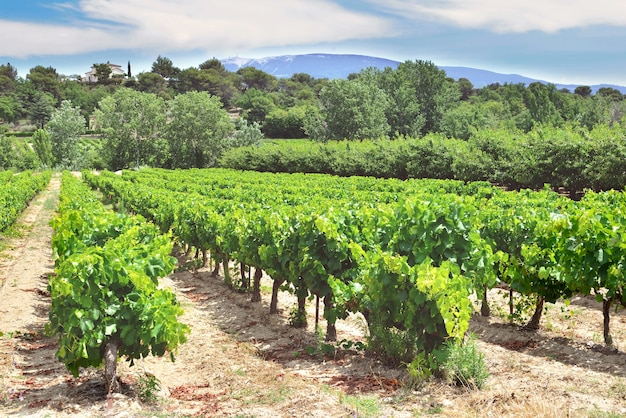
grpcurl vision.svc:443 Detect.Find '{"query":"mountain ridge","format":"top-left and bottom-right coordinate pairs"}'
top-left (221, 53), bottom-right (626, 94)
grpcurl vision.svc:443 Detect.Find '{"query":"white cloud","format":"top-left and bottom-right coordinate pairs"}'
top-left (376, 0), bottom-right (626, 33)
top-left (0, 0), bottom-right (394, 58)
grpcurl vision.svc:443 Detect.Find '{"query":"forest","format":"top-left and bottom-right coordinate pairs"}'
top-left (0, 56), bottom-right (624, 191)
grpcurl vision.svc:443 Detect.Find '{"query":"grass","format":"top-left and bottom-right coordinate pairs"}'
top-left (319, 384), bottom-right (381, 418)
top-left (340, 393), bottom-right (381, 418)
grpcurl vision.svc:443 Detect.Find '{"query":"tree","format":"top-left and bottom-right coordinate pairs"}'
top-left (525, 82), bottom-right (563, 127)
top-left (237, 67), bottom-right (278, 91)
top-left (165, 91), bottom-right (233, 168)
top-left (0, 63), bottom-right (17, 81)
top-left (27, 65), bottom-right (61, 100)
top-left (174, 67), bottom-right (239, 106)
top-left (0, 135), bottom-right (17, 170)
top-left (0, 63), bottom-right (17, 95)
top-left (198, 57), bottom-right (226, 73)
top-left (235, 88), bottom-right (276, 124)
top-left (263, 106), bottom-right (309, 138)
top-left (30, 92), bottom-right (55, 129)
top-left (47, 100), bottom-right (86, 168)
top-left (0, 96), bottom-right (16, 123)
top-left (368, 60), bottom-right (460, 137)
top-left (95, 88), bottom-right (167, 169)
top-left (597, 87), bottom-right (623, 102)
top-left (227, 118), bottom-right (264, 148)
top-left (136, 72), bottom-right (169, 97)
top-left (31, 128), bottom-right (54, 167)
top-left (312, 78), bottom-right (390, 141)
top-left (151, 55), bottom-right (180, 79)
top-left (93, 63), bottom-right (112, 84)
top-left (457, 78), bottom-right (475, 100)
top-left (574, 85), bottom-right (592, 98)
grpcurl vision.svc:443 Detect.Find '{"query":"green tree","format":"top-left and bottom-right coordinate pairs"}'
top-left (0, 96), bottom-right (16, 123)
top-left (312, 78), bottom-right (390, 141)
top-left (136, 72), bottom-right (169, 97)
top-left (198, 57), bottom-right (227, 73)
top-left (525, 82), bottom-right (563, 127)
top-left (59, 80), bottom-right (100, 121)
top-left (597, 87), bottom-right (623, 102)
top-left (0, 135), bottom-right (17, 170)
top-left (0, 63), bottom-right (17, 82)
top-left (30, 92), bottom-right (55, 129)
top-left (151, 55), bottom-right (180, 79)
top-left (457, 77), bottom-right (475, 100)
top-left (95, 88), bottom-right (167, 169)
top-left (227, 118), bottom-right (264, 148)
top-left (31, 128), bottom-right (54, 167)
top-left (27, 65), bottom-right (61, 100)
top-left (175, 67), bottom-right (238, 106)
top-left (574, 85), bottom-right (592, 98)
top-left (165, 91), bottom-right (233, 168)
top-left (235, 88), bottom-right (276, 124)
top-left (48, 100), bottom-right (86, 168)
top-left (369, 60), bottom-right (460, 137)
top-left (237, 67), bottom-right (278, 91)
top-left (440, 101), bottom-right (487, 140)
top-left (263, 106), bottom-right (308, 138)
top-left (93, 63), bottom-right (112, 85)
top-left (0, 63), bottom-right (17, 95)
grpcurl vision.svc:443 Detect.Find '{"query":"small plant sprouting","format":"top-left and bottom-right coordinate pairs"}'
top-left (442, 333), bottom-right (490, 390)
top-left (135, 372), bottom-right (161, 404)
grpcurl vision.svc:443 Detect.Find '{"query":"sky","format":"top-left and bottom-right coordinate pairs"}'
top-left (2, 0), bottom-right (626, 86)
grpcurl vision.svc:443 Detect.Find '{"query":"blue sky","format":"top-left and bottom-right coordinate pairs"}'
top-left (2, 0), bottom-right (626, 86)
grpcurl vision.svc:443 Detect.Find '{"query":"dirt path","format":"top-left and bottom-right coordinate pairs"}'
top-left (1, 174), bottom-right (626, 417)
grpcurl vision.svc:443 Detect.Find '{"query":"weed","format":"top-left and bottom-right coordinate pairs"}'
top-left (442, 333), bottom-right (490, 390)
top-left (43, 196), bottom-right (58, 211)
top-left (341, 393), bottom-right (381, 418)
top-left (135, 373), bottom-right (161, 404)
top-left (425, 404), bottom-right (443, 414)
top-left (175, 258), bottom-right (203, 273)
top-left (609, 378), bottom-right (626, 400)
top-left (587, 408), bottom-right (624, 418)
top-left (287, 306), bottom-right (307, 328)
top-left (303, 326), bottom-right (336, 357)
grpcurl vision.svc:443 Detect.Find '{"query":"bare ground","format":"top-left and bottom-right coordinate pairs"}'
top-left (0, 175), bottom-right (625, 417)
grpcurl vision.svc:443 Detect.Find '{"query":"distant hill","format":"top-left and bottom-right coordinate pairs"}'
top-left (221, 53), bottom-right (626, 94)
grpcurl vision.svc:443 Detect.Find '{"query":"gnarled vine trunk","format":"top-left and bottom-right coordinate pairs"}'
top-left (270, 278), bottom-right (284, 314)
top-left (603, 297), bottom-right (613, 346)
top-left (324, 294), bottom-right (337, 342)
top-left (251, 267), bottom-right (263, 303)
top-left (523, 295), bottom-right (544, 331)
top-left (103, 338), bottom-right (119, 394)
top-left (480, 285), bottom-right (490, 317)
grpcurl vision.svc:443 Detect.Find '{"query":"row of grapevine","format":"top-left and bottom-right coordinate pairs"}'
top-left (47, 172), bottom-right (189, 393)
top-left (84, 169), bottom-right (500, 365)
top-left (0, 170), bottom-right (51, 232)
top-left (83, 168), bottom-right (626, 364)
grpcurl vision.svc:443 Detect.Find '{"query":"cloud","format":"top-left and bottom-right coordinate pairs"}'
top-left (376, 0), bottom-right (626, 33)
top-left (0, 0), bottom-right (394, 58)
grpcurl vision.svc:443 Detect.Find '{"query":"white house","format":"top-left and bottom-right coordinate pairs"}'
top-left (84, 62), bottom-right (125, 83)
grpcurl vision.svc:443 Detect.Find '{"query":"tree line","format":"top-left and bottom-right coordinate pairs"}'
top-left (0, 56), bottom-right (625, 172)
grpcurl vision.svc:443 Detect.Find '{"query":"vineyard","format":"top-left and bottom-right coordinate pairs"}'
top-left (1, 168), bottom-right (626, 416)
top-left (81, 168), bottom-right (626, 361)
top-left (0, 170), bottom-right (51, 233)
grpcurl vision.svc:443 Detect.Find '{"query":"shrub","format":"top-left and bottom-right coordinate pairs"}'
top-left (441, 333), bottom-right (490, 389)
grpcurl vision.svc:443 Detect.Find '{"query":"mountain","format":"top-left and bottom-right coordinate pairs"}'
top-left (222, 53), bottom-right (399, 80)
top-left (221, 53), bottom-right (626, 94)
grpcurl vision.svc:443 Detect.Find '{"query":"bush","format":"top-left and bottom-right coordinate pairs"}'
top-left (441, 333), bottom-right (490, 389)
